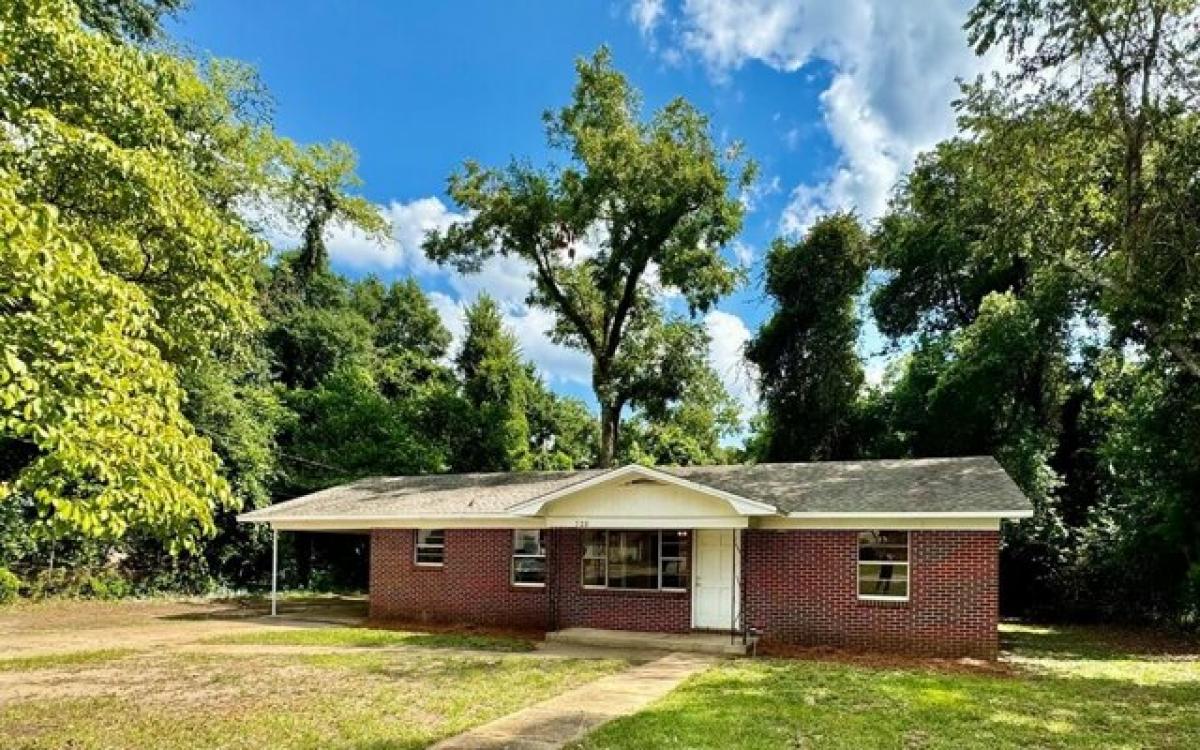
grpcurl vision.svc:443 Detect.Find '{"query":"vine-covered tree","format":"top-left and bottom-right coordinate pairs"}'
top-left (747, 214), bottom-right (869, 461)
top-left (424, 48), bottom-right (752, 467)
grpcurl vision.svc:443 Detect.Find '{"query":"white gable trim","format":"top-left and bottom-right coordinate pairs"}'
top-left (507, 464), bottom-right (778, 517)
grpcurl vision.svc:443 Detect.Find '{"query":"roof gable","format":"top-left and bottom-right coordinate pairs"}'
top-left (507, 464), bottom-right (778, 517)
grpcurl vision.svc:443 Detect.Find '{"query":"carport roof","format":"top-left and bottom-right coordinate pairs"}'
top-left (238, 456), bottom-right (1032, 524)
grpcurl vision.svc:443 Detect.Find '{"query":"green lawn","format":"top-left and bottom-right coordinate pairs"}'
top-left (1, 647), bottom-right (623, 749)
top-left (202, 625), bottom-right (536, 652)
top-left (574, 624), bottom-right (1200, 750)
top-left (0, 648), bottom-right (136, 673)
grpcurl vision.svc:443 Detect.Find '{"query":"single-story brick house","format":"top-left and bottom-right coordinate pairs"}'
top-left (239, 457), bottom-right (1031, 658)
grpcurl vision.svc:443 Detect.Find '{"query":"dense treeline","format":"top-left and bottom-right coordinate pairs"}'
top-left (0, 0), bottom-right (738, 596)
top-left (2, 0), bottom-right (1198, 627)
top-left (748, 1), bottom-right (1200, 625)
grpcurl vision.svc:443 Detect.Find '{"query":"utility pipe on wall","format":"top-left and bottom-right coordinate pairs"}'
top-left (271, 528), bottom-right (278, 617)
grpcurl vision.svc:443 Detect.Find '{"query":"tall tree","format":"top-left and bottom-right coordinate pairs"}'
top-left (424, 48), bottom-right (751, 466)
top-left (454, 296), bottom-right (533, 472)
top-left (747, 214), bottom-right (869, 461)
top-left (965, 0), bottom-right (1200, 377)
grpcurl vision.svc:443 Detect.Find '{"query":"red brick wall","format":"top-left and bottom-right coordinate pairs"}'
top-left (743, 530), bottom-right (999, 658)
top-left (368, 529), bottom-right (690, 632)
top-left (369, 529), bottom-right (550, 628)
top-left (368, 527), bottom-right (999, 658)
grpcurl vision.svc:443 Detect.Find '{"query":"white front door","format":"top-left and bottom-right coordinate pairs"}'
top-left (692, 529), bottom-right (738, 630)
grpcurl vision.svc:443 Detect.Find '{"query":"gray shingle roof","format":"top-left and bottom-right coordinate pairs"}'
top-left (239, 456), bottom-right (1030, 522)
top-left (663, 457), bottom-right (1031, 514)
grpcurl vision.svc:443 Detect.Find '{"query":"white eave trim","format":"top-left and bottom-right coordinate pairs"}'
top-left (237, 512), bottom-right (520, 524)
top-left (785, 509), bottom-right (1034, 519)
top-left (505, 463), bottom-right (778, 517)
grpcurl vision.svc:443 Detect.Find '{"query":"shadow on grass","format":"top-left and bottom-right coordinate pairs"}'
top-left (1001, 622), bottom-right (1200, 661)
top-left (202, 625), bottom-right (537, 652)
top-left (160, 594), bottom-right (369, 625)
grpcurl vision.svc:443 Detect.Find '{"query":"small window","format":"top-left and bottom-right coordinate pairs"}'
top-left (582, 530), bottom-right (607, 588)
top-left (512, 530), bottom-right (546, 586)
top-left (858, 531), bottom-right (909, 600)
top-left (415, 529), bottom-right (445, 566)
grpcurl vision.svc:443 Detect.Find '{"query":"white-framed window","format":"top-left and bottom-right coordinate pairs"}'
top-left (415, 529), bottom-right (445, 566)
top-left (512, 529), bottom-right (547, 586)
top-left (857, 530), bottom-right (909, 600)
top-left (581, 530), bottom-right (689, 591)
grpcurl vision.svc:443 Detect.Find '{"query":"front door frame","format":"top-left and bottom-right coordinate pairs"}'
top-left (691, 528), bottom-right (740, 631)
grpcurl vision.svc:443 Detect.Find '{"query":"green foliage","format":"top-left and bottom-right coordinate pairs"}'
top-left (1, 184), bottom-right (234, 549)
top-left (425, 47), bottom-right (751, 466)
top-left (71, 0), bottom-right (186, 40)
top-left (267, 305), bottom-right (375, 390)
top-left (0, 0), bottom-right (281, 552)
top-left (270, 140), bottom-right (389, 290)
top-left (963, 0), bottom-right (1200, 378)
top-left (525, 374), bottom-right (597, 469)
top-left (620, 335), bottom-right (740, 467)
top-left (279, 365), bottom-right (450, 492)
top-left (747, 214), bottom-right (868, 461)
top-left (0, 567), bottom-right (20, 603)
top-left (454, 296), bottom-right (533, 472)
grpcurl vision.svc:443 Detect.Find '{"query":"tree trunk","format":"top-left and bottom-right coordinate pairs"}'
top-left (598, 401), bottom-right (619, 469)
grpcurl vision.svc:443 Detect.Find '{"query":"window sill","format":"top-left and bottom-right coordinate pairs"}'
top-left (857, 596), bottom-right (909, 607)
top-left (510, 582), bottom-right (546, 589)
top-left (413, 563), bottom-right (444, 569)
top-left (578, 587), bottom-right (689, 596)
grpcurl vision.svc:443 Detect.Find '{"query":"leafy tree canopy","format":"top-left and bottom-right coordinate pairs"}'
top-left (424, 47), bottom-right (752, 466)
top-left (1, 0), bottom-right (275, 548)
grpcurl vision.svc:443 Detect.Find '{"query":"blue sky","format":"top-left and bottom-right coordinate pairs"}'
top-left (168, 1), bottom-right (994, 419)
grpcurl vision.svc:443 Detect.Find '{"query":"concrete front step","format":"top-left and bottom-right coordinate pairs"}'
top-left (545, 627), bottom-right (750, 656)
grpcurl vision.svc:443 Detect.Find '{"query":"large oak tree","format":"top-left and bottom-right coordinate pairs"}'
top-left (424, 48), bottom-right (751, 467)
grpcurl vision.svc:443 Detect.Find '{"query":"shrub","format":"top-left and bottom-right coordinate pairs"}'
top-left (0, 567), bottom-right (21, 604)
top-left (81, 570), bottom-right (132, 600)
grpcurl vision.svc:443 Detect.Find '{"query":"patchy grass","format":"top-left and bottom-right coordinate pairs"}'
top-left (575, 623), bottom-right (1200, 749)
top-left (1, 648), bottom-right (624, 749)
top-left (0, 648), bottom-right (136, 673)
top-left (202, 626), bottom-right (536, 652)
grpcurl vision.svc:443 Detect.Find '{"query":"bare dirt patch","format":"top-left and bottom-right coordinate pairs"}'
top-left (0, 596), bottom-right (366, 657)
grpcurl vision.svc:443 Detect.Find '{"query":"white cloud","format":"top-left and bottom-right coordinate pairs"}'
top-left (705, 310), bottom-right (757, 419)
top-left (645, 0), bottom-right (1001, 234)
top-left (730, 240), bottom-right (755, 267)
top-left (325, 197), bottom-right (461, 272)
top-left (630, 0), bottom-right (666, 36)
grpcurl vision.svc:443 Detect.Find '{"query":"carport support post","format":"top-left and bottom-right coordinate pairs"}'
top-left (271, 527), bottom-right (279, 617)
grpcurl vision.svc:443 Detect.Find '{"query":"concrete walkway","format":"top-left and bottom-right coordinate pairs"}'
top-left (430, 652), bottom-right (715, 750)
